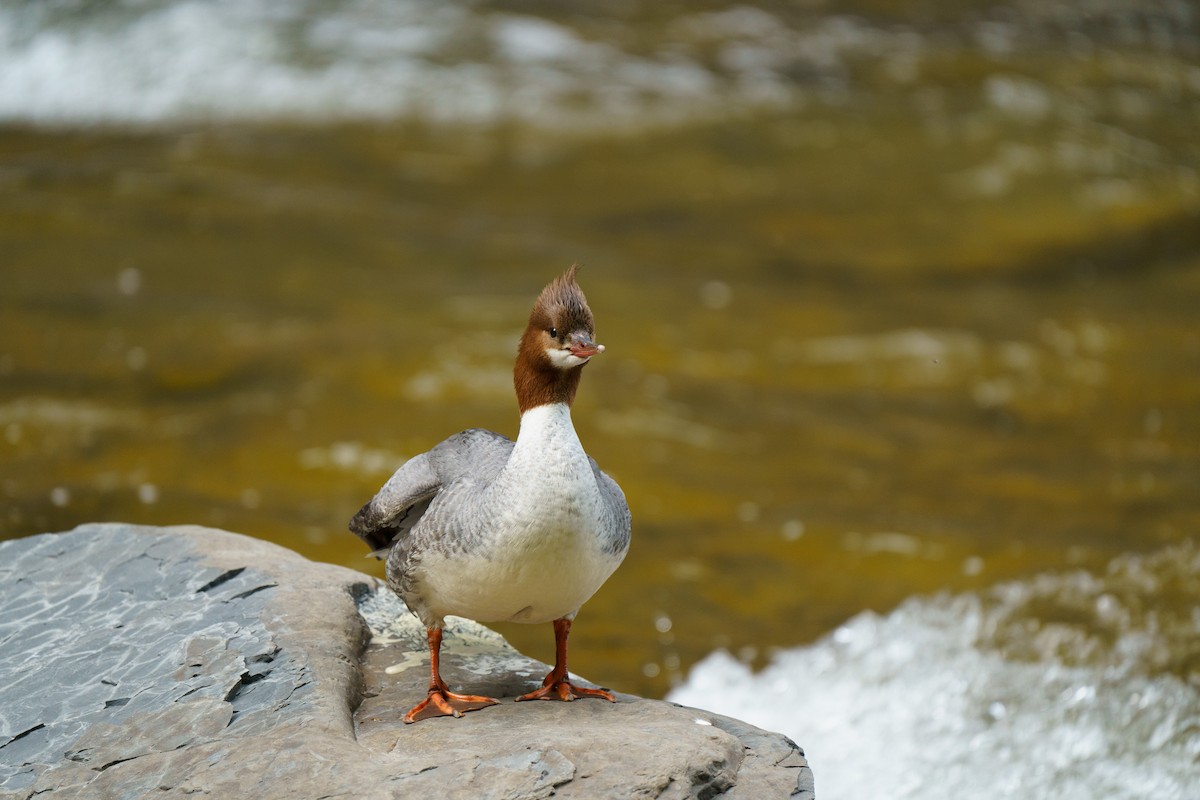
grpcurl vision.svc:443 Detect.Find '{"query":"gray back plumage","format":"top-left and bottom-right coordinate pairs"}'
top-left (349, 428), bottom-right (514, 555)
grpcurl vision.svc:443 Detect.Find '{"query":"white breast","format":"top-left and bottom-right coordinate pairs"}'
top-left (416, 403), bottom-right (624, 625)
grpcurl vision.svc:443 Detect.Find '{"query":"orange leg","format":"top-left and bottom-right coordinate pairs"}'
top-left (515, 617), bottom-right (616, 703)
top-left (403, 627), bottom-right (499, 723)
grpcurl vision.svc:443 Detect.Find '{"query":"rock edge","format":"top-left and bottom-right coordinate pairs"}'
top-left (0, 524), bottom-right (813, 799)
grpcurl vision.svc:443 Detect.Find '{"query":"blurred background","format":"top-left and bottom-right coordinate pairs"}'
top-left (2, 1), bottom-right (1198, 797)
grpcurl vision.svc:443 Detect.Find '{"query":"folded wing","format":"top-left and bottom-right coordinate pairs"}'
top-left (348, 428), bottom-right (515, 557)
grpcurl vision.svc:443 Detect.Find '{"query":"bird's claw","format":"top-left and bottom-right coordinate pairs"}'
top-left (403, 688), bottom-right (498, 723)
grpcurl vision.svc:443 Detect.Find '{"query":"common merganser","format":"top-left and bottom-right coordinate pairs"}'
top-left (349, 266), bottom-right (632, 723)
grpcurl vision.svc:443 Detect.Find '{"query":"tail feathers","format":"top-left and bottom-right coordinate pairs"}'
top-left (349, 502), bottom-right (398, 557)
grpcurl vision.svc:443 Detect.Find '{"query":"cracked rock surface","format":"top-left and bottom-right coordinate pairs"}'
top-left (0, 524), bottom-right (813, 799)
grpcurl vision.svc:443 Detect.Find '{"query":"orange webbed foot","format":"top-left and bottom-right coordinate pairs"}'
top-left (403, 688), bottom-right (499, 723)
top-left (515, 676), bottom-right (616, 703)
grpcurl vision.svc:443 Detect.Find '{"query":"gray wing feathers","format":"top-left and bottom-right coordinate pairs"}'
top-left (589, 457), bottom-right (632, 556)
top-left (348, 451), bottom-right (441, 555)
top-left (348, 428), bottom-right (515, 556)
top-left (428, 428), bottom-right (514, 484)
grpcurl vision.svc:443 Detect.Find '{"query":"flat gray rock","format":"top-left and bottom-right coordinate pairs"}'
top-left (0, 524), bottom-right (813, 799)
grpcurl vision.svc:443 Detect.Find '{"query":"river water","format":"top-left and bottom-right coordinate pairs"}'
top-left (2, 2), bottom-right (1198, 797)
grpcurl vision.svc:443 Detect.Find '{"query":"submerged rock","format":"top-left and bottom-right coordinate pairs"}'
top-left (0, 524), bottom-right (812, 799)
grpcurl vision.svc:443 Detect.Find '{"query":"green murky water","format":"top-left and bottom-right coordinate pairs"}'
top-left (2, 2), bottom-right (1199, 702)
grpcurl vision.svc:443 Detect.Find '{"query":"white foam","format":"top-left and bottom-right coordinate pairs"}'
top-left (4, 2), bottom-right (1198, 130)
top-left (0, 1), bottom-right (902, 128)
top-left (491, 16), bottom-right (587, 64)
top-left (0, 1), bottom-right (433, 125)
top-left (669, 548), bottom-right (1200, 800)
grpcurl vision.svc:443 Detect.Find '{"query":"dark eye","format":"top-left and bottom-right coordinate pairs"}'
top-left (549, 327), bottom-right (558, 339)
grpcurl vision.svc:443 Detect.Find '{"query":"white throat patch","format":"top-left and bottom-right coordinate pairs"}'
top-left (545, 347), bottom-right (590, 370)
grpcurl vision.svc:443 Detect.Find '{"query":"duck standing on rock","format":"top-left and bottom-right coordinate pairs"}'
top-left (349, 266), bottom-right (632, 723)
